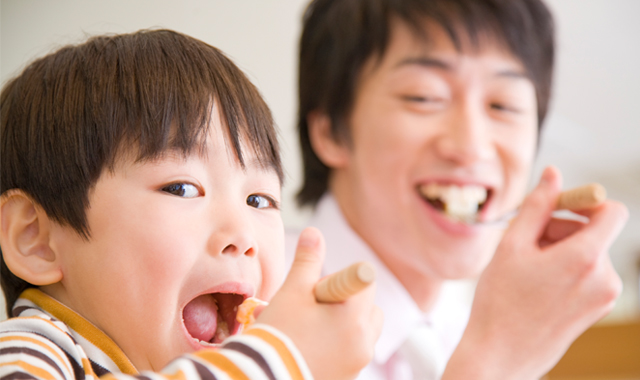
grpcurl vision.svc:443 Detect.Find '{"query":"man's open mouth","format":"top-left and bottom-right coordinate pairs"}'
top-left (418, 183), bottom-right (491, 223)
top-left (182, 293), bottom-right (247, 346)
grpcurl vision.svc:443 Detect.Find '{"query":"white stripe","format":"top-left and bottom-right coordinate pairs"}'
top-left (250, 324), bottom-right (313, 380)
top-left (67, 328), bottom-right (122, 374)
top-left (184, 355), bottom-right (234, 380)
top-left (0, 331), bottom-right (75, 378)
top-left (222, 333), bottom-right (292, 380)
top-left (0, 352), bottom-right (67, 380)
top-left (217, 349), bottom-right (269, 380)
top-left (1, 310), bottom-right (80, 361)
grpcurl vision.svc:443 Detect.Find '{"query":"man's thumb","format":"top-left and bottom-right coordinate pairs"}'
top-left (509, 166), bottom-right (562, 243)
top-left (282, 227), bottom-right (326, 290)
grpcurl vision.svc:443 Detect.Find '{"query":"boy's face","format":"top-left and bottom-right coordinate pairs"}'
top-left (45, 108), bottom-right (284, 370)
top-left (330, 20), bottom-right (538, 283)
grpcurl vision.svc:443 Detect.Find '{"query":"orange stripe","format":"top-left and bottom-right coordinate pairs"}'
top-left (20, 289), bottom-right (137, 375)
top-left (3, 360), bottom-right (58, 380)
top-left (164, 368), bottom-right (188, 380)
top-left (82, 358), bottom-right (95, 376)
top-left (0, 335), bottom-right (68, 369)
top-left (244, 328), bottom-right (304, 380)
top-left (194, 350), bottom-right (250, 380)
top-left (8, 316), bottom-right (70, 338)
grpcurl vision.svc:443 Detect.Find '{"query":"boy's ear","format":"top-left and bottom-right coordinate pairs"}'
top-left (0, 190), bottom-right (62, 285)
top-left (307, 111), bottom-right (350, 169)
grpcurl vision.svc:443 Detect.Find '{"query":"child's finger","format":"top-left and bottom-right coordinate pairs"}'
top-left (280, 227), bottom-right (326, 291)
top-left (508, 166), bottom-right (563, 246)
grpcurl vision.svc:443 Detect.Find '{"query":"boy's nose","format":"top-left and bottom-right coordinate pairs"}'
top-left (207, 210), bottom-right (258, 258)
top-left (435, 102), bottom-right (494, 165)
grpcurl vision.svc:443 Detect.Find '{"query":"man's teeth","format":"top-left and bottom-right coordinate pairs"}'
top-left (419, 183), bottom-right (488, 222)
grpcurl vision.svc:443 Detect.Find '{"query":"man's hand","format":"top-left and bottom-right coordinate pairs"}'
top-left (444, 166), bottom-right (628, 380)
top-left (256, 227), bottom-right (383, 380)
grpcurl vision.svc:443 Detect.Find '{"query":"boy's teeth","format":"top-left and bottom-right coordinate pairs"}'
top-left (419, 183), bottom-right (488, 222)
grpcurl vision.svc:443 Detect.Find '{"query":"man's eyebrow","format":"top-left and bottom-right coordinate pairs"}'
top-left (495, 68), bottom-right (529, 80)
top-left (394, 57), bottom-right (529, 80)
top-left (394, 56), bottom-right (452, 71)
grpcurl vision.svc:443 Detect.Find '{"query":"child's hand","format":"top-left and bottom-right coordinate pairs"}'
top-left (255, 227), bottom-right (383, 380)
top-left (444, 166), bottom-right (628, 380)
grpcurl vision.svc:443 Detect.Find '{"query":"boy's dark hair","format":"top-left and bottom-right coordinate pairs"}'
top-left (1, 29), bottom-right (282, 316)
top-left (296, 0), bottom-right (555, 207)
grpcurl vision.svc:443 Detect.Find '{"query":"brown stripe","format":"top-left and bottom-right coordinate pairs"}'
top-left (1, 371), bottom-right (39, 379)
top-left (0, 347), bottom-right (65, 378)
top-left (222, 341), bottom-right (276, 380)
top-left (0, 335), bottom-right (67, 370)
top-left (193, 351), bottom-right (250, 380)
top-left (19, 289), bottom-right (137, 375)
top-left (2, 361), bottom-right (57, 380)
top-left (89, 358), bottom-right (111, 377)
top-left (191, 360), bottom-right (219, 380)
top-left (245, 328), bottom-right (305, 380)
top-left (11, 306), bottom-right (32, 317)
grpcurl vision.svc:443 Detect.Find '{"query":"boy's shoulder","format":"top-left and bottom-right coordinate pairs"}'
top-left (1, 296), bottom-right (83, 378)
top-left (0, 288), bottom-right (129, 378)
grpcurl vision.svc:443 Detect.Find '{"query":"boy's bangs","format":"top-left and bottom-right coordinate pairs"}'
top-left (106, 30), bottom-right (283, 182)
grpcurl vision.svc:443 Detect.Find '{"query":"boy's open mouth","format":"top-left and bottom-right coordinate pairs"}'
top-left (418, 183), bottom-right (491, 223)
top-left (183, 293), bottom-right (247, 345)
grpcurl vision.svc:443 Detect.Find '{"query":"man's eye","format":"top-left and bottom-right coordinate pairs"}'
top-left (490, 102), bottom-right (520, 113)
top-left (247, 194), bottom-right (278, 209)
top-left (161, 183), bottom-right (200, 198)
top-left (401, 95), bottom-right (441, 103)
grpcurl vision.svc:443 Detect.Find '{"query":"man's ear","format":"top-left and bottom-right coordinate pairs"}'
top-left (307, 111), bottom-right (350, 169)
top-left (0, 190), bottom-right (62, 285)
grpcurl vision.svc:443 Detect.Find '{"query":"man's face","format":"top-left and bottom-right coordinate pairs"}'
top-left (329, 21), bottom-right (538, 283)
top-left (46, 107), bottom-right (284, 370)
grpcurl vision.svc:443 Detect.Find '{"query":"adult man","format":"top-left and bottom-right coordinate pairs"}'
top-left (289, 0), bottom-right (628, 378)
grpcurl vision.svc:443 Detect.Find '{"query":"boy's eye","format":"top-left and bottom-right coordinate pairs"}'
top-left (247, 194), bottom-right (278, 209)
top-left (162, 183), bottom-right (200, 198)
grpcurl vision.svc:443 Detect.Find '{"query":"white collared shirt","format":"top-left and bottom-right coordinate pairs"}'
top-left (285, 194), bottom-right (473, 380)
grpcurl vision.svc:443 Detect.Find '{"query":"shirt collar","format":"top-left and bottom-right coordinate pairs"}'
top-left (309, 194), bottom-right (431, 364)
top-left (15, 288), bottom-right (137, 374)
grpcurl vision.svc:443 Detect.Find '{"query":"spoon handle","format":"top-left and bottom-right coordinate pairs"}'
top-left (557, 183), bottom-right (606, 211)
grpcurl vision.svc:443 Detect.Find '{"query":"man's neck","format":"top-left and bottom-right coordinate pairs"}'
top-left (329, 178), bottom-right (444, 313)
top-left (375, 249), bottom-right (444, 312)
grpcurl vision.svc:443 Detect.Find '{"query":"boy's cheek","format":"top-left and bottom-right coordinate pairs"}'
top-left (258, 246), bottom-right (286, 301)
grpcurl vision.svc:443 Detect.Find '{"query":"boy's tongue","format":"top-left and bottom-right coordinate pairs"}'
top-left (183, 294), bottom-right (218, 342)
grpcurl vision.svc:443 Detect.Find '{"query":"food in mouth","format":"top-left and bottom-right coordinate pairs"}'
top-left (419, 183), bottom-right (488, 223)
top-left (236, 297), bottom-right (269, 331)
top-left (183, 293), bottom-right (245, 345)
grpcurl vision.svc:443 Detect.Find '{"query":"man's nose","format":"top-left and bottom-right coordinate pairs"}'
top-left (435, 100), bottom-right (494, 165)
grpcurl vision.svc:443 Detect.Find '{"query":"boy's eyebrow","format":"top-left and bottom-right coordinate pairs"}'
top-left (244, 158), bottom-right (279, 174)
top-left (394, 56), bottom-right (529, 80)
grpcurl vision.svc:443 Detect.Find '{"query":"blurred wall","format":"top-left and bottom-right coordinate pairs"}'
top-left (1, 0), bottom-right (639, 321)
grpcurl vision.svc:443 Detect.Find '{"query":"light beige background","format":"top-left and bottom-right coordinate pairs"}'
top-left (1, 0), bottom-right (639, 322)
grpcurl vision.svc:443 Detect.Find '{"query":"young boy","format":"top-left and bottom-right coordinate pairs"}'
top-left (0, 29), bottom-right (381, 380)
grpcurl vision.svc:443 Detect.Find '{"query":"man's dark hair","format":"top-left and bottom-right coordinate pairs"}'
top-left (1, 29), bottom-right (282, 315)
top-left (296, 0), bottom-right (555, 207)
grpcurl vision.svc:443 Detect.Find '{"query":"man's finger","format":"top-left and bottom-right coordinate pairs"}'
top-left (508, 166), bottom-right (563, 245)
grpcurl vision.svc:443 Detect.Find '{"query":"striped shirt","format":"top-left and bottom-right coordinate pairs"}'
top-left (0, 289), bottom-right (313, 380)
